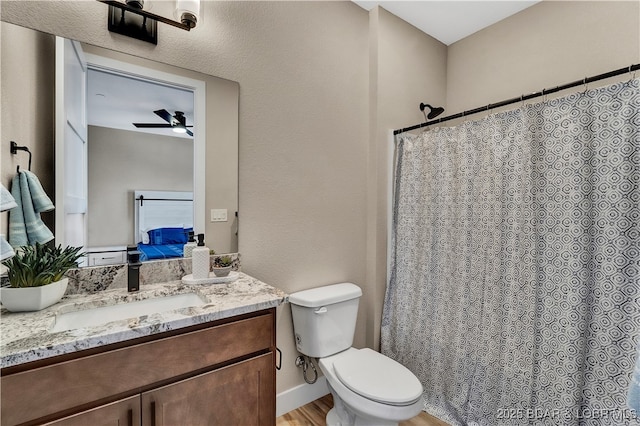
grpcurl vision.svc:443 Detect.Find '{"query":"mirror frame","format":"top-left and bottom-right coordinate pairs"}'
top-left (54, 46), bottom-right (206, 248)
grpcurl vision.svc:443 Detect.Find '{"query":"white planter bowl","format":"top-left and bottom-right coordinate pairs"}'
top-left (0, 278), bottom-right (69, 312)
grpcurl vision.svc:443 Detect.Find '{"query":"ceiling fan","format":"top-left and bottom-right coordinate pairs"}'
top-left (133, 109), bottom-right (194, 137)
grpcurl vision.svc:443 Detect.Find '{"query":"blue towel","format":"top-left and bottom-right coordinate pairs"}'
top-left (8, 171), bottom-right (54, 247)
top-left (1, 183), bottom-right (17, 212)
top-left (629, 341), bottom-right (640, 413)
top-left (1, 235), bottom-right (15, 261)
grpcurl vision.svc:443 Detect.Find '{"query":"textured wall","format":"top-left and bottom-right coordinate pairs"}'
top-left (447, 1), bottom-right (640, 113)
top-left (1, 22), bottom-right (55, 237)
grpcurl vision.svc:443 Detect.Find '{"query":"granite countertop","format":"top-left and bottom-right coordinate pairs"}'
top-left (0, 272), bottom-right (288, 368)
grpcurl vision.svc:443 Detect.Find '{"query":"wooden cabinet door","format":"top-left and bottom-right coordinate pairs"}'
top-left (45, 395), bottom-right (140, 426)
top-left (141, 353), bottom-right (275, 426)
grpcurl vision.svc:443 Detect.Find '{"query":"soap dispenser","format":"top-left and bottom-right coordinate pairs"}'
top-left (191, 233), bottom-right (210, 279)
top-left (183, 231), bottom-right (196, 257)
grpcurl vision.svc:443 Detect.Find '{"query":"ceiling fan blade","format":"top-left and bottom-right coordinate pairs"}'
top-left (133, 123), bottom-right (173, 128)
top-left (134, 109), bottom-right (193, 135)
top-left (153, 109), bottom-right (174, 124)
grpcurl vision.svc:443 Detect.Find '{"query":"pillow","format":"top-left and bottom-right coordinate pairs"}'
top-left (147, 227), bottom-right (189, 245)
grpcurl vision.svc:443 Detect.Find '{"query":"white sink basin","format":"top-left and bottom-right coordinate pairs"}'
top-left (51, 293), bottom-right (206, 332)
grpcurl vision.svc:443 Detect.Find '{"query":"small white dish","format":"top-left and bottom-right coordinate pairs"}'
top-left (181, 271), bottom-right (239, 285)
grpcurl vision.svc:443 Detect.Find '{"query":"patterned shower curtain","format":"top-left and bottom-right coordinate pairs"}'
top-left (381, 78), bottom-right (640, 426)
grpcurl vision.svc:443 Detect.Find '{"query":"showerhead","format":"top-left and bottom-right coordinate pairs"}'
top-left (428, 106), bottom-right (445, 119)
top-left (420, 103), bottom-right (445, 120)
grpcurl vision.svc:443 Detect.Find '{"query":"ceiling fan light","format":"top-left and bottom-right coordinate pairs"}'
top-left (173, 125), bottom-right (188, 134)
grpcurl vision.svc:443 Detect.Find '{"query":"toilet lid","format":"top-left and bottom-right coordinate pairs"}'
top-left (333, 348), bottom-right (423, 405)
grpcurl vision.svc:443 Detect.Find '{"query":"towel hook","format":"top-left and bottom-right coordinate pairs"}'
top-left (10, 141), bottom-right (32, 173)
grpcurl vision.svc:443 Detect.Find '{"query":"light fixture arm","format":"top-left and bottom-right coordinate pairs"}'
top-left (98, 0), bottom-right (193, 31)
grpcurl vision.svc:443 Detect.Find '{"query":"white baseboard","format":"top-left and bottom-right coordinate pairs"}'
top-left (276, 376), bottom-right (330, 417)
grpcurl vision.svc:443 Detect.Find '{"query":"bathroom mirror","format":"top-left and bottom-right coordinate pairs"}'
top-left (1, 21), bottom-right (239, 265)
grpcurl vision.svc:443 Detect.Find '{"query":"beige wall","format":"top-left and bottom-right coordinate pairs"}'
top-left (2, 0), bottom-right (638, 402)
top-left (447, 1), bottom-right (640, 113)
top-left (87, 126), bottom-right (193, 248)
top-left (1, 22), bottom-right (55, 236)
top-left (228, 3), bottom-right (370, 393)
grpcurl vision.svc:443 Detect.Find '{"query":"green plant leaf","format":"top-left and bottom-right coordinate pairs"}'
top-left (2, 243), bottom-right (83, 288)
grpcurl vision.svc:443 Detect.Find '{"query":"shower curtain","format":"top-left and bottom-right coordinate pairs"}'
top-left (381, 78), bottom-right (640, 426)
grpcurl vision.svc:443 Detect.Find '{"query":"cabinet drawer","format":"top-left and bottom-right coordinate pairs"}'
top-left (87, 251), bottom-right (126, 266)
top-left (1, 311), bottom-right (274, 426)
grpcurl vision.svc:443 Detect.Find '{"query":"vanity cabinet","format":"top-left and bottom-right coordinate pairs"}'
top-left (45, 396), bottom-right (141, 426)
top-left (141, 353), bottom-right (273, 426)
top-left (1, 308), bottom-right (276, 426)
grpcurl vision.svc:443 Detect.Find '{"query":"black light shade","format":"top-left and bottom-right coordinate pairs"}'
top-left (420, 103), bottom-right (445, 120)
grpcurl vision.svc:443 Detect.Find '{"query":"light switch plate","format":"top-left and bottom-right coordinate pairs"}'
top-left (211, 209), bottom-right (228, 222)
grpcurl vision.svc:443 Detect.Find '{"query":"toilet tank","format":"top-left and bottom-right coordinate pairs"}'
top-left (289, 283), bottom-right (362, 358)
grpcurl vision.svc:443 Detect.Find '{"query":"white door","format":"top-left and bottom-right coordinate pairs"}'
top-left (55, 37), bottom-right (87, 258)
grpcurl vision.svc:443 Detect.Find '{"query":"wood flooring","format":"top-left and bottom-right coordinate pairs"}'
top-left (275, 394), bottom-right (450, 426)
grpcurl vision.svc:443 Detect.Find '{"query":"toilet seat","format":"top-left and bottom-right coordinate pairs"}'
top-left (332, 348), bottom-right (423, 406)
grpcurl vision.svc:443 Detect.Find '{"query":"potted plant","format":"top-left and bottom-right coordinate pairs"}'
top-left (1, 243), bottom-right (83, 312)
top-left (212, 255), bottom-right (233, 277)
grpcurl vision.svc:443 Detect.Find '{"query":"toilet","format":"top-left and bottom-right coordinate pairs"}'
top-left (289, 283), bottom-right (424, 426)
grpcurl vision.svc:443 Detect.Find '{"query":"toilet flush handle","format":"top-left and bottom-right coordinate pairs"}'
top-left (314, 307), bottom-right (328, 314)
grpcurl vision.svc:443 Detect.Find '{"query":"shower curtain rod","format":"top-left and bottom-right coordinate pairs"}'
top-left (393, 63), bottom-right (640, 135)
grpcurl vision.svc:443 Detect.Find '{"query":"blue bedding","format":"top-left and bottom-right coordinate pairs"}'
top-left (147, 227), bottom-right (191, 245)
top-left (138, 243), bottom-right (184, 261)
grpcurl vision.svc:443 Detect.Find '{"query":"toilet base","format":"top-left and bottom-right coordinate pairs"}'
top-left (326, 408), bottom-right (341, 426)
top-left (326, 385), bottom-right (400, 426)
top-left (325, 406), bottom-right (399, 426)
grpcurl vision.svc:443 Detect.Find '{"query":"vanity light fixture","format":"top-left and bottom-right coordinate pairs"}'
top-left (98, 0), bottom-right (200, 45)
top-left (175, 0), bottom-right (200, 29)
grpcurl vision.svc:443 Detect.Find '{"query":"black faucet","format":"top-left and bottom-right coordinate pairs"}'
top-left (127, 248), bottom-right (142, 292)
